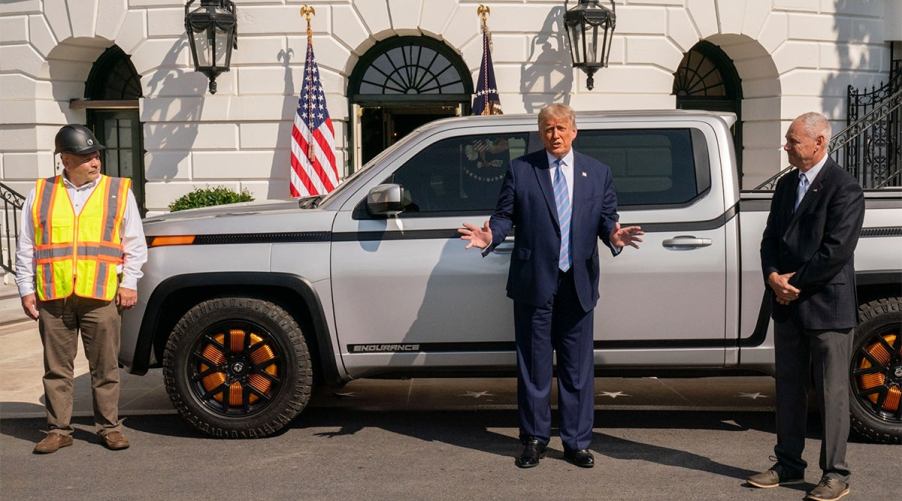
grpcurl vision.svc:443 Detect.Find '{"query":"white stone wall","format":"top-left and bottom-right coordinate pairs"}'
top-left (0, 0), bottom-right (894, 213)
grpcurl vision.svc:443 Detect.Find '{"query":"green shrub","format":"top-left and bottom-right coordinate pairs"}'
top-left (168, 186), bottom-right (254, 212)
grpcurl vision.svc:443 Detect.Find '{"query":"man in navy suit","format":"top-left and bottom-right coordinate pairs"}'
top-left (459, 104), bottom-right (642, 468)
top-left (747, 112), bottom-right (864, 501)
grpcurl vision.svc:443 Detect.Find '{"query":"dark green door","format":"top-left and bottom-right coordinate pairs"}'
top-left (88, 110), bottom-right (145, 216)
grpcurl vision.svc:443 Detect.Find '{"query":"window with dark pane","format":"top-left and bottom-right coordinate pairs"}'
top-left (84, 45), bottom-right (146, 215)
top-left (382, 133), bottom-right (533, 215)
top-left (575, 128), bottom-right (711, 208)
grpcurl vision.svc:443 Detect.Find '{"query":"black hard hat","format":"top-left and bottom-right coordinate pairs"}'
top-left (54, 124), bottom-right (105, 155)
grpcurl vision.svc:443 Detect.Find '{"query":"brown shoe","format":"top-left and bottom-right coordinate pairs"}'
top-left (806, 478), bottom-right (850, 501)
top-left (33, 433), bottom-right (73, 454)
top-left (100, 431), bottom-right (130, 450)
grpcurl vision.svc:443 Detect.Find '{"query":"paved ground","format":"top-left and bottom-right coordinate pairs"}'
top-left (1, 282), bottom-right (898, 500)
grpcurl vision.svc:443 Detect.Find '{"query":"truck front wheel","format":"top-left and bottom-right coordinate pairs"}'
top-left (162, 297), bottom-right (313, 437)
top-left (849, 297), bottom-right (902, 444)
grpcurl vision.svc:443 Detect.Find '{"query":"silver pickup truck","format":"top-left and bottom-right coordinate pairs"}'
top-left (122, 110), bottom-right (902, 442)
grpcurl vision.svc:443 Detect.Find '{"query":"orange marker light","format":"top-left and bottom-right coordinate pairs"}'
top-left (149, 235), bottom-right (196, 247)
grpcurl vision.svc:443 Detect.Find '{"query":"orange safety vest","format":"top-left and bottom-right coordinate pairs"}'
top-left (32, 175), bottom-right (130, 301)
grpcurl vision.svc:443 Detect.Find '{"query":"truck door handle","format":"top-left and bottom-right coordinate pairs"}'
top-left (494, 236), bottom-right (515, 254)
top-left (662, 235), bottom-right (712, 249)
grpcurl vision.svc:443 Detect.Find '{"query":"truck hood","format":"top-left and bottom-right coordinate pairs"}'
top-left (142, 200), bottom-right (337, 236)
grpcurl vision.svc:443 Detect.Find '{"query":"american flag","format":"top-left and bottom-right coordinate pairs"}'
top-left (290, 39), bottom-right (338, 197)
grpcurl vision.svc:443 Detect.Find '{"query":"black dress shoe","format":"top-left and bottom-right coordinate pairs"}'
top-left (564, 448), bottom-right (594, 468)
top-left (515, 438), bottom-right (547, 468)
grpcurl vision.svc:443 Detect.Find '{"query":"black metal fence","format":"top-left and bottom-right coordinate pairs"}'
top-left (0, 182), bottom-right (25, 275)
top-left (841, 58), bottom-right (902, 188)
top-left (756, 58), bottom-right (902, 191)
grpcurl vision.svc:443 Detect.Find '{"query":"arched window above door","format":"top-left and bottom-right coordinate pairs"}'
top-left (673, 41), bottom-right (741, 100)
top-left (85, 46), bottom-right (142, 100)
top-left (349, 36), bottom-right (473, 99)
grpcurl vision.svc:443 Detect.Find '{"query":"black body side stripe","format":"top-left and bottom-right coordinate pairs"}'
top-left (190, 232), bottom-right (331, 244)
top-left (860, 226), bottom-right (902, 238)
top-left (160, 204), bottom-right (896, 245)
top-left (348, 338), bottom-right (741, 353)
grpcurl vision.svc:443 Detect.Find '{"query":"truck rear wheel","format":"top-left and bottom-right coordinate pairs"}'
top-left (162, 297), bottom-right (313, 437)
top-left (849, 297), bottom-right (902, 444)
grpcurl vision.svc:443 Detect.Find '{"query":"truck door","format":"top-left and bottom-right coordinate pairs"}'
top-left (331, 130), bottom-right (536, 375)
top-left (576, 125), bottom-right (729, 367)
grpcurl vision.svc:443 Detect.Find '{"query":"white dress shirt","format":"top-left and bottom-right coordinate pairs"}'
top-left (15, 174), bottom-right (148, 297)
top-left (546, 149), bottom-right (575, 206)
top-left (799, 152), bottom-right (829, 187)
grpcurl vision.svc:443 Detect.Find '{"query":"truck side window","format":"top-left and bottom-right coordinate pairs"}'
top-left (575, 128), bottom-right (710, 207)
top-left (384, 133), bottom-right (530, 215)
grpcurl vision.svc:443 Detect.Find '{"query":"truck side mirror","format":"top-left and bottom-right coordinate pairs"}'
top-left (366, 184), bottom-right (405, 216)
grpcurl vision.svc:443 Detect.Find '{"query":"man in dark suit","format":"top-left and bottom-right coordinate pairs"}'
top-left (458, 104), bottom-right (642, 468)
top-left (748, 112), bottom-right (864, 501)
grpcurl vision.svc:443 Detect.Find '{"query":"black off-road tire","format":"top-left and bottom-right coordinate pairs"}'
top-left (162, 297), bottom-right (313, 438)
top-left (849, 297), bottom-right (902, 444)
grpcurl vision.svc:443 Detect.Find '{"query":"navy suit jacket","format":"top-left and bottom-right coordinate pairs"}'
top-left (760, 158), bottom-right (865, 330)
top-left (486, 149), bottom-right (621, 312)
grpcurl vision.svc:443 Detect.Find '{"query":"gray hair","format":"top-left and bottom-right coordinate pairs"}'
top-left (538, 103), bottom-right (576, 129)
top-left (793, 112), bottom-right (832, 142)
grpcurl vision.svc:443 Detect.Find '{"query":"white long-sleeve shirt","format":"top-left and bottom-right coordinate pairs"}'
top-left (15, 175), bottom-right (148, 297)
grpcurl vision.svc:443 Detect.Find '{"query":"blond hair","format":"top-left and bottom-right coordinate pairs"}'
top-left (538, 104), bottom-right (576, 129)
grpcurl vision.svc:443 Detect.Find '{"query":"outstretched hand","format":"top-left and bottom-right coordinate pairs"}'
top-left (610, 222), bottom-right (644, 249)
top-left (458, 221), bottom-right (492, 250)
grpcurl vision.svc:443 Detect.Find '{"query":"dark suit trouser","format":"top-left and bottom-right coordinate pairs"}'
top-left (773, 318), bottom-right (852, 482)
top-left (514, 271), bottom-right (595, 451)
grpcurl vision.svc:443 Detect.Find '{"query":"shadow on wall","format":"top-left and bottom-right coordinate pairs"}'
top-left (267, 47), bottom-right (297, 200)
top-left (821, 0), bottom-right (880, 123)
top-left (520, 6), bottom-right (573, 113)
top-left (141, 37), bottom-right (205, 185)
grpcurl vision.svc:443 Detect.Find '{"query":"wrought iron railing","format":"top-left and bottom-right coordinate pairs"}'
top-left (754, 85), bottom-right (902, 190)
top-left (0, 182), bottom-right (25, 275)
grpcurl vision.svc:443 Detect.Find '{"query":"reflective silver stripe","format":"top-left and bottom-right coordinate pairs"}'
top-left (76, 244), bottom-right (123, 259)
top-left (102, 177), bottom-right (124, 242)
top-left (94, 262), bottom-right (108, 298)
top-left (35, 247), bottom-right (73, 260)
top-left (42, 263), bottom-right (54, 299)
top-left (35, 177), bottom-right (56, 244)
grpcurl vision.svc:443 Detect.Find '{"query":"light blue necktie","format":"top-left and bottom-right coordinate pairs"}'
top-left (794, 173), bottom-right (809, 212)
top-left (553, 159), bottom-right (572, 272)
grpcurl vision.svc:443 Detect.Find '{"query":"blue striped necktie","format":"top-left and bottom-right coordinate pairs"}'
top-left (553, 159), bottom-right (572, 272)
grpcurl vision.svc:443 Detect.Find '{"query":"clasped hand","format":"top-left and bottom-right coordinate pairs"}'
top-left (768, 272), bottom-right (800, 305)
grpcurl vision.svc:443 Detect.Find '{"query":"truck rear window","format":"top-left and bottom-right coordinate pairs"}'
top-left (574, 128), bottom-right (711, 207)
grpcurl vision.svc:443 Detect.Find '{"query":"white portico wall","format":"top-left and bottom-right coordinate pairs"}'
top-left (0, 0), bottom-right (893, 214)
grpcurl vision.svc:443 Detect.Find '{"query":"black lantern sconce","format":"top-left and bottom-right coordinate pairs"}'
top-left (185, 0), bottom-right (238, 94)
top-left (564, 0), bottom-right (616, 91)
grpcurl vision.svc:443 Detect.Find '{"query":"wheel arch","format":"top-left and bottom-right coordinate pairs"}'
top-left (132, 272), bottom-right (345, 385)
top-left (856, 271), bottom-right (902, 308)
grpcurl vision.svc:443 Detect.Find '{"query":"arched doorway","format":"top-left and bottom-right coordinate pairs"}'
top-left (673, 41), bottom-right (743, 175)
top-left (83, 45), bottom-right (146, 214)
top-left (348, 36), bottom-right (474, 170)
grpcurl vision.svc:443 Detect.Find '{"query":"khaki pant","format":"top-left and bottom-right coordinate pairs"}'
top-left (38, 295), bottom-right (122, 436)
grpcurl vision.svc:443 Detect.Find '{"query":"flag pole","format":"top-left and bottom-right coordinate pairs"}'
top-left (477, 5), bottom-right (493, 116)
top-left (301, 5), bottom-right (315, 162)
